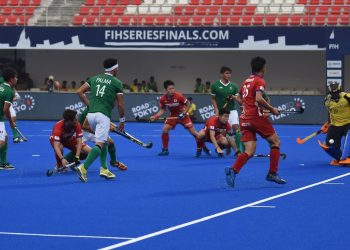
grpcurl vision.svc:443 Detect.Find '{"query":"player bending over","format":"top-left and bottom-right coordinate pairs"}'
top-left (196, 108), bottom-right (239, 158)
top-left (318, 82), bottom-right (350, 166)
top-left (225, 56), bottom-right (286, 188)
top-left (150, 80), bottom-right (210, 156)
top-left (79, 106), bottom-right (127, 171)
top-left (49, 109), bottom-right (89, 172)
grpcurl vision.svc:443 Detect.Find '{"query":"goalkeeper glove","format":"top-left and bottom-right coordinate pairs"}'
top-left (321, 122), bottom-right (329, 134)
top-left (74, 156), bottom-right (81, 166)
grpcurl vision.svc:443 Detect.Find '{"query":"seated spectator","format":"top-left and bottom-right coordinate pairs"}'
top-left (141, 80), bottom-right (149, 92)
top-left (187, 96), bottom-right (197, 121)
top-left (80, 80), bottom-right (85, 87)
top-left (204, 81), bottom-right (211, 93)
top-left (147, 76), bottom-right (158, 92)
top-left (130, 78), bottom-right (138, 92)
top-left (194, 78), bottom-right (204, 93)
top-left (61, 80), bottom-right (68, 91)
top-left (40, 77), bottom-right (49, 91)
top-left (70, 80), bottom-right (77, 91)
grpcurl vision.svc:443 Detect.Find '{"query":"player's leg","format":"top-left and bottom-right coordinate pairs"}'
top-left (0, 122), bottom-right (14, 170)
top-left (320, 125), bottom-right (343, 165)
top-left (107, 137), bottom-right (127, 170)
top-left (195, 129), bottom-right (206, 157)
top-left (339, 125), bottom-right (350, 165)
top-left (229, 110), bottom-right (244, 153)
top-left (49, 138), bottom-right (65, 171)
top-left (10, 105), bottom-right (21, 143)
top-left (158, 122), bottom-right (173, 156)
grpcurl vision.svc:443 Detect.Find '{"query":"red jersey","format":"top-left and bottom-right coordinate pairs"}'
top-left (239, 74), bottom-right (266, 119)
top-left (50, 120), bottom-right (83, 142)
top-left (205, 116), bottom-right (231, 137)
top-left (159, 91), bottom-right (187, 116)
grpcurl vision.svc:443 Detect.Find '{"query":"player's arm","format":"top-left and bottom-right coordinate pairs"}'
top-left (211, 95), bottom-right (219, 115)
top-left (235, 93), bottom-right (242, 105)
top-left (4, 102), bottom-right (15, 128)
top-left (256, 91), bottom-right (279, 115)
top-left (53, 141), bottom-right (68, 167)
top-left (209, 130), bottom-right (222, 153)
top-left (115, 93), bottom-right (125, 131)
top-left (77, 82), bottom-right (90, 107)
top-left (150, 108), bottom-right (165, 121)
top-left (75, 137), bottom-right (82, 160)
top-left (344, 93), bottom-right (350, 104)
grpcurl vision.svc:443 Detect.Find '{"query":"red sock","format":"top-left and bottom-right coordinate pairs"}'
top-left (233, 152), bottom-right (249, 173)
top-left (269, 147), bottom-right (280, 174)
top-left (162, 133), bottom-right (169, 149)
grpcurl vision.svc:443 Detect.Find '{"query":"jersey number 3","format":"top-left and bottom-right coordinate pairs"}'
top-left (96, 84), bottom-right (106, 97)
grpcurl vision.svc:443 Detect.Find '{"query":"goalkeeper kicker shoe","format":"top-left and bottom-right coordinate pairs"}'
top-left (110, 161), bottom-right (127, 171)
top-left (266, 172), bottom-right (287, 184)
top-left (100, 168), bottom-right (116, 179)
top-left (225, 167), bottom-right (236, 188)
top-left (76, 164), bottom-right (88, 183)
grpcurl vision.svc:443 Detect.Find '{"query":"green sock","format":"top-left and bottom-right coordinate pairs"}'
top-left (234, 130), bottom-right (245, 153)
top-left (100, 144), bottom-right (108, 169)
top-left (64, 151), bottom-right (75, 163)
top-left (0, 142), bottom-right (8, 164)
top-left (12, 127), bottom-right (19, 138)
top-left (83, 146), bottom-right (101, 170)
top-left (108, 143), bottom-right (117, 163)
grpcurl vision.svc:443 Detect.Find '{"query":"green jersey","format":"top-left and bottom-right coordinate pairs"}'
top-left (211, 80), bottom-right (239, 111)
top-left (87, 73), bottom-right (124, 118)
top-left (79, 106), bottom-right (89, 125)
top-left (0, 83), bottom-right (14, 121)
top-left (0, 77), bottom-right (4, 84)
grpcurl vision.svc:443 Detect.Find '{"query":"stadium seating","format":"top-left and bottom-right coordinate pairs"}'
top-left (0, 0), bottom-right (40, 25)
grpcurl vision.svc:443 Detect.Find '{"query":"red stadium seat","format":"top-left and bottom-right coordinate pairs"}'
top-left (329, 6), bottom-right (342, 15)
top-left (90, 7), bottom-right (100, 16)
top-left (236, 0), bottom-right (247, 4)
top-left (191, 16), bottom-right (203, 26)
top-left (297, 0), bottom-right (307, 4)
top-left (207, 6), bottom-right (219, 16)
top-left (109, 0), bottom-right (118, 5)
top-left (265, 15), bottom-right (277, 25)
top-left (219, 15), bottom-right (230, 25)
top-left (196, 6), bottom-right (207, 15)
top-left (108, 16), bottom-right (118, 25)
top-left (31, 0), bottom-right (41, 5)
top-left (25, 7), bottom-right (34, 15)
top-left (343, 6), bottom-right (349, 15)
top-left (120, 0), bottom-right (130, 5)
top-left (18, 15), bottom-right (29, 25)
top-left (339, 15), bottom-right (349, 25)
top-left (13, 7), bottom-right (24, 15)
top-left (252, 15), bottom-right (263, 25)
top-left (313, 16), bottom-right (326, 25)
top-left (96, 0), bottom-right (107, 5)
top-left (244, 6), bottom-right (255, 15)
top-left (321, 0), bottom-right (331, 4)
top-left (202, 0), bottom-right (212, 4)
top-left (232, 6), bottom-right (244, 15)
top-left (278, 15), bottom-right (289, 25)
top-left (0, 16), bottom-right (6, 25)
top-left (84, 15), bottom-right (96, 25)
top-left (84, 0), bottom-right (94, 5)
top-left (143, 16), bottom-right (155, 25)
top-left (333, 0), bottom-right (344, 3)
top-left (19, 0), bottom-right (30, 6)
top-left (227, 16), bottom-right (240, 25)
top-left (221, 6), bottom-right (232, 15)
top-left (114, 6), bottom-right (125, 15)
top-left (0, 0), bottom-right (7, 6)
top-left (240, 16), bottom-right (252, 26)
top-left (2, 7), bottom-right (12, 15)
top-left (327, 15), bottom-right (338, 25)
top-left (189, 0), bottom-right (200, 4)
top-left (203, 16), bottom-right (216, 26)
top-left (213, 0), bottom-right (224, 4)
top-left (119, 16), bottom-right (132, 25)
top-left (318, 6), bottom-right (329, 15)
top-left (184, 6), bottom-right (195, 15)
top-left (154, 16), bottom-right (167, 26)
top-left (174, 6), bottom-right (183, 15)
top-left (177, 16), bottom-right (190, 25)
top-left (97, 15), bottom-right (108, 25)
top-left (6, 15), bottom-right (18, 25)
top-left (309, 0), bottom-right (319, 4)
top-left (102, 7), bottom-right (113, 15)
top-left (225, 0), bottom-right (236, 4)
top-left (307, 6), bottom-right (317, 15)
top-left (79, 6), bottom-right (90, 15)
top-left (72, 15), bottom-right (83, 26)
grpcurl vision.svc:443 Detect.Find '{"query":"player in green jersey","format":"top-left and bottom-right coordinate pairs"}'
top-left (0, 76), bottom-right (23, 143)
top-left (76, 58), bottom-right (125, 182)
top-left (210, 66), bottom-right (243, 155)
top-left (0, 68), bottom-right (17, 170)
top-left (79, 106), bottom-right (127, 171)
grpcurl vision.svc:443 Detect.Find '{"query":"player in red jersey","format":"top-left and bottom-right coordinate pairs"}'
top-left (150, 80), bottom-right (209, 156)
top-left (49, 109), bottom-right (90, 171)
top-left (197, 108), bottom-right (239, 157)
top-left (225, 56), bottom-right (286, 188)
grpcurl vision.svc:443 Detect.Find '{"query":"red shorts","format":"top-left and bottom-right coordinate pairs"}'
top-left (240, 117), bottom-right (276, 142)
top-left (49, 137), bottom-right (87, 166)
top-left (165, 116), bottom-right (193, 129)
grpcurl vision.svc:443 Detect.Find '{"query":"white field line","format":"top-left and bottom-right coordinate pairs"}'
top-left (322, 182), bottom-right (344, 185)
top-left (0, 232), bottom-right (134, 240)
top-left (100, 172), bottom-right (350, 250)
top-left (248, 205), bottom-right (276, 208)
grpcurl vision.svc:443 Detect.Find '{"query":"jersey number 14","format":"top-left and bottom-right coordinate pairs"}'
top-left (96, 84), bottom-right (106, 97)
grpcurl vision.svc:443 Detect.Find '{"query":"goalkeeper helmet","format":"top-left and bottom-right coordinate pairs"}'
top-left (327, 81), bottom-right (341, 94)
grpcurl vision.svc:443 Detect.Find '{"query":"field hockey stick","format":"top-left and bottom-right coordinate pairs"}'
top-left (135, 116), bottom-right (179, 122)
top-left (253, 153), bottom-right (287, 160)
top-left (113, 129), bottom-right (153, 149)
top-left (46, 162), bottom-right (76, 177)
top-left (14, 127), bottom-right (28, 141)
top-left (296, 129), bottom-right (322, 144)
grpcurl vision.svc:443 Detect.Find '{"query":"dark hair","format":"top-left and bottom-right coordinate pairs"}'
top-left (251, 56), bottom-right (266, 73)
top-left (103, 58), bottom-right (118, 70)
top-left (219, 108), bottom-right (230, 116)
top-left (220, 66), bottom-right (231, 74)
top-left (2, 67), bottom-right (17, 82)
top-left (163, 80), bottom-right (175, 89)
top-left (196, 78), bottom-right (202, 82)
top-left (187, 97), bottom-right (193, 101)
top-left (63, 109), bottom-right (77, 121)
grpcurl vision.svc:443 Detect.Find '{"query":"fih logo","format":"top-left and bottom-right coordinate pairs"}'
top-left (13, 94), bottom-right (36, 113)
top-left (270, 97), bottom-right (305, 121)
